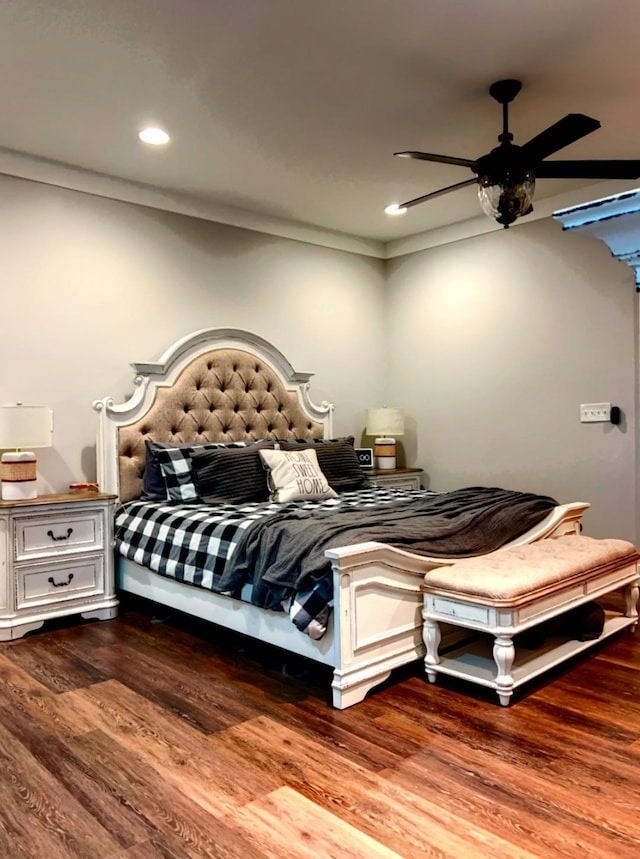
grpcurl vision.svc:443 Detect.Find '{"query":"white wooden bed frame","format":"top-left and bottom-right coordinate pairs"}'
top-left (94, 328), bottom-right (589, 708)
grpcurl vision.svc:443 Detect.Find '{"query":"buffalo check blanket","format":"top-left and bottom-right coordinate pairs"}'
top-left (114, 486), bottom-right (431, 639)
top-left (115, 485), bottom-right (557, 640)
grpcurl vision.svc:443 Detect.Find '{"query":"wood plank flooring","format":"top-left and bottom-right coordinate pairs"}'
top-left (1, 596), bottom-right (639, 858)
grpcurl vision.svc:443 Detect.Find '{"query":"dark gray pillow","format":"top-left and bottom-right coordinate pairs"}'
top-left (278, 436), bottom-right (370, 492)
top-left (190, 441), bottom-right (275, 505)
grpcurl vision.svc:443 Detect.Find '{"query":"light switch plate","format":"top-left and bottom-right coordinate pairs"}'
top-left (580, 403), bottom-right (611, 422)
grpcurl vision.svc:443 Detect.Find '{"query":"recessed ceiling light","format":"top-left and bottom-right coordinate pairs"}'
top-left (384, 203), bottom-right (407, 215)
top-left (139, 127), bottom-right (170, 145)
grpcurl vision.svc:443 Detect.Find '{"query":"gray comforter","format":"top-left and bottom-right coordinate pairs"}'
top-left (215, 486), bottom-right (557, 610)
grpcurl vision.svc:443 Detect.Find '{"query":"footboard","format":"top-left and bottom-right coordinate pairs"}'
top-left (325, 501), bottom-right (589, 708)
top-left (500, 500), bottom-right (589, 546)
top-left (326, 542), bottom-right (440, 708)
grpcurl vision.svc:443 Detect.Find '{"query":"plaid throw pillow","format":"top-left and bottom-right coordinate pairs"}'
top-left (141, 439), bottom-right (217, 502)
top-left (154, 441), bottom-right (250, 502)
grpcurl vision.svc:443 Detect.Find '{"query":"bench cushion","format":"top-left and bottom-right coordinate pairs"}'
top-left (423, 535), bottom-right (638, 605)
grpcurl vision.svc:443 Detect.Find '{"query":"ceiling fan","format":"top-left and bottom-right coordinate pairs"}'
top-left (392, 79), bottom-right (640, 227)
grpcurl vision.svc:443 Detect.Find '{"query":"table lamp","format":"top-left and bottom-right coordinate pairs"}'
top-left (0, 403), bottom-right (53, 500)
top-left (366, 406), bottom-right (405, 469)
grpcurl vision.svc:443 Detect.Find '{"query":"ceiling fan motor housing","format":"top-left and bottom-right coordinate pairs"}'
top-left (475, 143), bottom-right (533, 186)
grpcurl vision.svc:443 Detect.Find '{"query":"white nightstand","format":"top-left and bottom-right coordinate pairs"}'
top-left (368, 467), bottom-right (423, 490)
top-left (0, 491), bottom-right (119, 641)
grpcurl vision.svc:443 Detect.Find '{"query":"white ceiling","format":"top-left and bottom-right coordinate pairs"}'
top-left (2, 0), bottom-right (639, 253)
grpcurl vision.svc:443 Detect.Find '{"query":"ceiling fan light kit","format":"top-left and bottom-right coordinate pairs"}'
top-left (477, 170), bottom-right (535, 227)
top-left (393, 79), bottom-right (640, 229)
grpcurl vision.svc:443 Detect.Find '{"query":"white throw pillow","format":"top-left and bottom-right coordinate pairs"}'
top-left (259, 448), bottom-right (337, 502)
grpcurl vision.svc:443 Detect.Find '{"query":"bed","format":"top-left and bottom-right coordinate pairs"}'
top-left (93, 327), bottom-right (589, 708)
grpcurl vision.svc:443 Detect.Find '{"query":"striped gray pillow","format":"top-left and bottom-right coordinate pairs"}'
top-left (278, 436), bottom-right (370, 492)
top-left (190, 442), bottom-right (275, 505)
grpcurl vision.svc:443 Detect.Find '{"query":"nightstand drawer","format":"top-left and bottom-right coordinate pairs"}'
top-left (16, 557), bottom-right (104, 609)
top-left (370, 472), bottom-right (422, 490)
top-left (14, 510), bottom-right (104, 561)
top-left (375, 474), bottom-right (421, 490)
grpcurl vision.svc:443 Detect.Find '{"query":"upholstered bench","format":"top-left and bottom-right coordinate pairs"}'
top-left (422, 535), bottom-right (639, 705)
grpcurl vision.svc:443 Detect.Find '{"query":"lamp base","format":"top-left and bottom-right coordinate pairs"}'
top-left (1, 451), bottom-right (38, 500)
top-left (374, 437), bottom-right (397, 470)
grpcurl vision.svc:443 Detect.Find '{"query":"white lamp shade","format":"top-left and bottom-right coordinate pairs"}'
top-left (366, 407), bottom-right (405, 437)
top-left (0, 404), bottom-right (53, 449)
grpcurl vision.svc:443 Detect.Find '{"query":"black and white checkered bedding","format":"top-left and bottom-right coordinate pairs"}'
top-left (114, 485), bottom-right (433, 639)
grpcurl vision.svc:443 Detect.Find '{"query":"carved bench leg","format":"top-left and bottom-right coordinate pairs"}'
top-left (422, 613), bottom-right (441, 683)
top-left (493, 634), bottom-right (515, 706)
top-left (624, 577), bottom-right (639, 631)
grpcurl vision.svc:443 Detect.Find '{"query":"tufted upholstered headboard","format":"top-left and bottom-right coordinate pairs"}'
top-left (93, 328), bottom-right (334, 502)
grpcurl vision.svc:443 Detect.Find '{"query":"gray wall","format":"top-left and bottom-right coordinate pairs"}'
top-left (0, 174), bottom-right (387, 494)
top-left (2, 173), bottom-right (637, 542)
top-left (385, 217), bottom-right (638, 541)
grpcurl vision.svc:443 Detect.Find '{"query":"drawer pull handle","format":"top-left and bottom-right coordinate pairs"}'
top-left (47, 527), bottom-right (74, 542)
top-left (48, 573), bottom-right (74, 588)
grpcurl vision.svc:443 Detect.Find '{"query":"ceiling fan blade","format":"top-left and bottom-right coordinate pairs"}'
top-left (535, 160), bottom-right (640, 180)
top-left (399, 178), bottom-right (478, 209)
top-left (521, 114), bottom-right (601, 161)
top-left (394, 151), bottom-right (477, 169)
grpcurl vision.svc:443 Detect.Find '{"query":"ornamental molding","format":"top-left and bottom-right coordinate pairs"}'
top-left (554, 188), bottom-right (640, 291)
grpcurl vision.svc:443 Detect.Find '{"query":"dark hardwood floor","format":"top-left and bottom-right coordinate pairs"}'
top-left (1, 594), bottom-right (639, 858)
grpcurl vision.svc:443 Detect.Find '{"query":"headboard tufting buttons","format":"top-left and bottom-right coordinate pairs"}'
top-left (115, 343), bottom-right (327, 504)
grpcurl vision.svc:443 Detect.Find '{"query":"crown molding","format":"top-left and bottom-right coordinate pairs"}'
top-left (1, 147), bottom-right (636, 262)
top-left (383, 179), bottom-right (637, 258)
top-left (0, 147), bottom-right (384, 259)
top-left (554, 187), bottom-right (640, 290)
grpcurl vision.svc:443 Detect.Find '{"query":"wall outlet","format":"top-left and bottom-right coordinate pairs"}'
top-left (580, 403), bottom-right (611, 423)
